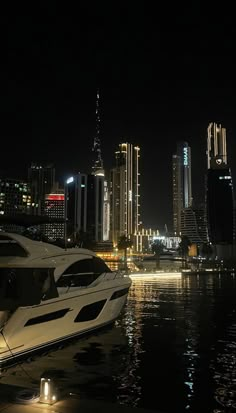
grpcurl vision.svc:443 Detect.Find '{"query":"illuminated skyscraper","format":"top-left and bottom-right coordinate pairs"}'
top-left (172, 142), bottom-right (192, 235)
top-left (0, 178), bottom-right (31, 232)
top-left (42, 192), bottom-right (65, 240)
top-left (103, 180), bottom-right (110, 241)
top-left (110, 143), bottom-right (141, 249)
top-left (206, 123), bottom-right (234, 258)
top-left (91, 89), bottom-right (110, 241)
top-left (207, 122), bottom-right (227, 169)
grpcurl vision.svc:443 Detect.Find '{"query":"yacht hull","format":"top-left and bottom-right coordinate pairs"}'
top-left (0, 280), bottom-right (130, 367)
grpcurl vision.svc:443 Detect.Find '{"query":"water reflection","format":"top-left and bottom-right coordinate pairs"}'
top-left (211, 338), bottom-right (236, 411)
top-left (0, 325), bottom-right (130, 403)
top-left (1, 273), bottom-right (236, 412)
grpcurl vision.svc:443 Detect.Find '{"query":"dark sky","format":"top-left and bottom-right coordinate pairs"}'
top-left (1, 5), bottom-right (236, 231)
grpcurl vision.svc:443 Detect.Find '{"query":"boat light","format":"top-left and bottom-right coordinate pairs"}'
top-left (39, 377), bottom-right (57, 405)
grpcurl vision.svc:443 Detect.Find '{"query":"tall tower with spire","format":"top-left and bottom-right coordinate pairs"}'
top-left (90, 89), bottom-right (110, 241)
top-left (92, 89), bottom-right (104, 176)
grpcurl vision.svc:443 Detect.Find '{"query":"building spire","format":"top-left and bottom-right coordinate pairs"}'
top-left (92, 89), bottom-right (104, 175)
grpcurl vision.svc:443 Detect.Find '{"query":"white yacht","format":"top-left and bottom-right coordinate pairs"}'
top-left (0, 233), bottom-right (131, 367)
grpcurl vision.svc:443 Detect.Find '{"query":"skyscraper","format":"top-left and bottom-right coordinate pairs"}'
top-left (207, 122), bottom-right (227, 169)
top-left (87, 174), bottom-right (104, 242)
top-left (172, 142), bottom-right (192, 235)
top-left (206, 123), bottom-right (234, 258)
top-left (181, 207), bottom-right (208, 245)
top-left (28, 163), bottom-right (55, 215)
top-left (90, 89), bottom-right (110, 241)
top-left (42, 192), bottom-right (65, 241)
top-left (65, 173), bottom-right (104, 244)
top-left (0, 178), bottom-right (31, 231)
top-left (110, 143), bottom-right (141, 249)
top-left (103, 180), bottom-right (110, 241)
top-left (207, 169), bottom-right (234, 246)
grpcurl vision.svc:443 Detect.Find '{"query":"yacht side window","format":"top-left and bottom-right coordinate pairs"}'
top-left (3, 269), bottom-right (18, 300)
top-left (0, 267), bottom-right (58, 309)
top-left (93, 257), bottom-right (112, 275)
top-left (33, 269), bottom-right (58, 300)
top-left (56, 258), bottom-right (94, 288)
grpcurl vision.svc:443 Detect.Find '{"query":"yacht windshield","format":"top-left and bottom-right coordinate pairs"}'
top-left (0, 267), bottom-right (58, 311)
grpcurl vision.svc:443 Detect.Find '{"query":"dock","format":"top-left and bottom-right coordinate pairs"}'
top-left (0, 383), bottom-right (162, 413)
top-left (181, 268), bottom-right (235, 275)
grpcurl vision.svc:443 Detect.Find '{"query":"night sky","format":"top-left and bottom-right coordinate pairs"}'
top-left (1, 6), bottom-right (236, 231)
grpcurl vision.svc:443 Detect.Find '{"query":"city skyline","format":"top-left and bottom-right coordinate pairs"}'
top-left (1, 6), bottom-right (235, 230)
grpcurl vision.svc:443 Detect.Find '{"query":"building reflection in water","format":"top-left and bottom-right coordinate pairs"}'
top-left (180, 273), bottom-right (236, 412)
top-left (119, 272), bottom-right (184, 411)
top-left (114, 276), bottom-right (161, 406)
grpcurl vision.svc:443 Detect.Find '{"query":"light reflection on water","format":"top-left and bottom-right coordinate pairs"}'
top-left (1, 273), bottom-right (236, 412)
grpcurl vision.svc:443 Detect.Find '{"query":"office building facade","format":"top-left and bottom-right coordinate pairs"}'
top-left (181, 207), bottom-right (208, 245)
top-left (206, 168), bottom-right (234, 244)
top-left (42, 192), bottom-right (65, 241)
top-left (0, 178), bottom-right (31, 231)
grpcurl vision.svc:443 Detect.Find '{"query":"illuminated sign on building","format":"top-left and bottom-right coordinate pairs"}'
top-left (183, 147), bottom-right (188, 166)
top-left (46, 194), bottom-right (65, 201)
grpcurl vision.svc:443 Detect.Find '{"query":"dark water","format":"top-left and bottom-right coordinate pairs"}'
top-left (1, 272), bottom-right (236, 413)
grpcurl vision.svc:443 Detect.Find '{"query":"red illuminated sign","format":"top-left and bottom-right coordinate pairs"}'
top-left (46, 194), bottom-right (64, 201)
